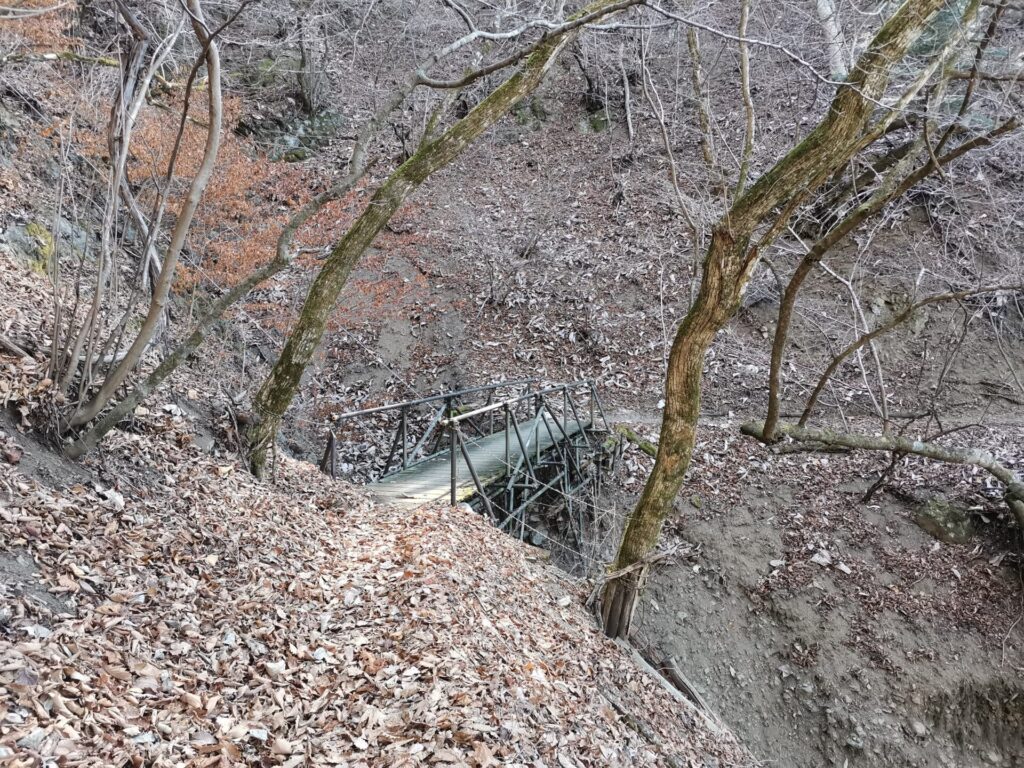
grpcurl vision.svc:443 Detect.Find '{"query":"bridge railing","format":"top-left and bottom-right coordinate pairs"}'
top-left (440, 380), bottom-right (611, 512)
top-left (321, 379), bottom-right (540, 481)
top-left (320, 379), bottom-right (611, 506)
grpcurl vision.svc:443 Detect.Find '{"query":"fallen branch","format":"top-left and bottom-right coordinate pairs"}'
top-left (0, 2), bottom-right (68, 19)
top-left (0, 333), bottom-right (29, 358)
top-left (773, 443), bottom-right (850, 455)
top-left (659, 654), bottom-right (719, 721)
top-left (615, 424), bottom-right (658, 457)
top-left (742, 420), bottom-right (1024, 527)
top-left (614, 639), bottom-right (726, 736)
top-left (0, 51), bottom-right (119, 67)
top-left (947, 69), bottom-right (1024, 82)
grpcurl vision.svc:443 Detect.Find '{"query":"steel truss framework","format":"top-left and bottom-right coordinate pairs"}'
top-left (321, 380), bottom-right (616, 539)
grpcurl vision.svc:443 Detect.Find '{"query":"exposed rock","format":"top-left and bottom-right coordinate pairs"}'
top-left (914, 496), bottom-right (974, 545)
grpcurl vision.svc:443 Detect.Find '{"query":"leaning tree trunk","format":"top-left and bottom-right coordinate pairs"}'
top-left (600, 0), bottom-right (952, 638)
top-left (602, 229), bottom-right (747, 638)
top-left (247, 0), bottom-right (628, 477)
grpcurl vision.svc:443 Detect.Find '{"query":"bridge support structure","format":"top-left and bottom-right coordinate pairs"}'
top-left (321, 379), bottom-right (617, 545)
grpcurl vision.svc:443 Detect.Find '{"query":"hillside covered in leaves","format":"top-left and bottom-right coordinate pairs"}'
top-left (0, 358), bottom-right (748, 765)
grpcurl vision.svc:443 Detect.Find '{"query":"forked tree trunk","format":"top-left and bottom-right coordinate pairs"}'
top-left (247, 0), bottom-right (630, 476)
top-left (762, 117), bottom-right (1018, 441)
top-left (68, 2), bottom-right (223, 428)
top-left (601, 0), bottom-right (952, 638)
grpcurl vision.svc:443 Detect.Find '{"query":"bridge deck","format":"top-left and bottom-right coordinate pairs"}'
top-left (370, 413), bottom-right (590, 509)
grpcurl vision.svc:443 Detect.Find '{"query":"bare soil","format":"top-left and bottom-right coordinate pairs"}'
top-left (616, 427), bottom-right (1024, 768)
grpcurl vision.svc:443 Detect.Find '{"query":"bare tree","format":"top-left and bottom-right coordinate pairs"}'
top-left (600, 0), bottom-right (1022, 638)
top-left (296, 6), bottom-right (327, 115)
top-left (45, 0), bottom-right (231, 437)
top-left (64, 0), bottom-right (642, 459)
top-left (244, 0), bottom-right (643, 476)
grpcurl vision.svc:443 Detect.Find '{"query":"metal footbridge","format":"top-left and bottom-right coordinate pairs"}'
top-left (319, 380), bottom-right (614, 535)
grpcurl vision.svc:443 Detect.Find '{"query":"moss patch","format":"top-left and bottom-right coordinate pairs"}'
top-left (24, 222), bottom-right (54, 262)
top-left (914, 497), bottom-right (974, 545)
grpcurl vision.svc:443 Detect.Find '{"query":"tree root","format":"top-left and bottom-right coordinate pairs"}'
top-left (600, 568), bottom-right (644, 639)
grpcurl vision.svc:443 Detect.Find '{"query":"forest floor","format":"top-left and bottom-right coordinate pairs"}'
top-left (618, 419), bottom-right (1024, 768)
top-left (3, 24), bottom-right (1024, 766)
top-left (0, 394), bottom-right (750, 766)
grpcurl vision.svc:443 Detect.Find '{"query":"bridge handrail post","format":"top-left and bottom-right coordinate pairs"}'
top-left (400, 407), bottom-right (408, 469)
top-left (504, 405), bottom-right (510, 476)
top-left (590, 380), bottom-right (610, 430)
top-left (565, 391), bottom-right (592, 449)
top-left (535, 398), bottom-right (542, 464)
top-left (539, 399), bottom-right (583, 477)
top-left (458, 435), bottom-right (494, 520)
top-left (450, 421), bottom-right (458, 506)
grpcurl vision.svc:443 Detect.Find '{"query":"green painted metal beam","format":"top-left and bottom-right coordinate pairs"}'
top-left (369, 413), bottom-right (590, 509)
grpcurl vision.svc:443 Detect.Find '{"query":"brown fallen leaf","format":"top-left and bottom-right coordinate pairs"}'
top-left (272, 737), bottom-right (294, 755)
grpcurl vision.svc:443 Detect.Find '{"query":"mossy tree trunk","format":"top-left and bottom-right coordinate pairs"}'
top-left (247, 0), bottom-right (629, 477)
top-left (602, 228), bottom-right (749, 637)
top-left (601, 0), bottom-right (951, 638)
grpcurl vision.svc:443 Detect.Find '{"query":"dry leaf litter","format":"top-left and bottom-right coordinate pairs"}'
top-left (0, 415), bottom-right (751, 766)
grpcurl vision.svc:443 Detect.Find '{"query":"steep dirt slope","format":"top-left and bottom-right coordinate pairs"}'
top-left (0, 407), bottom-right (750, 765)
top-left (604, 416), bottom-right (1024, 768)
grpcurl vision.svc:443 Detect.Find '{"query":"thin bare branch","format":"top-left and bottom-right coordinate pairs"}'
top-left (734, 0), bottom-right (755, 198)
top-left (800, 284), bottom-right (1024, 427)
